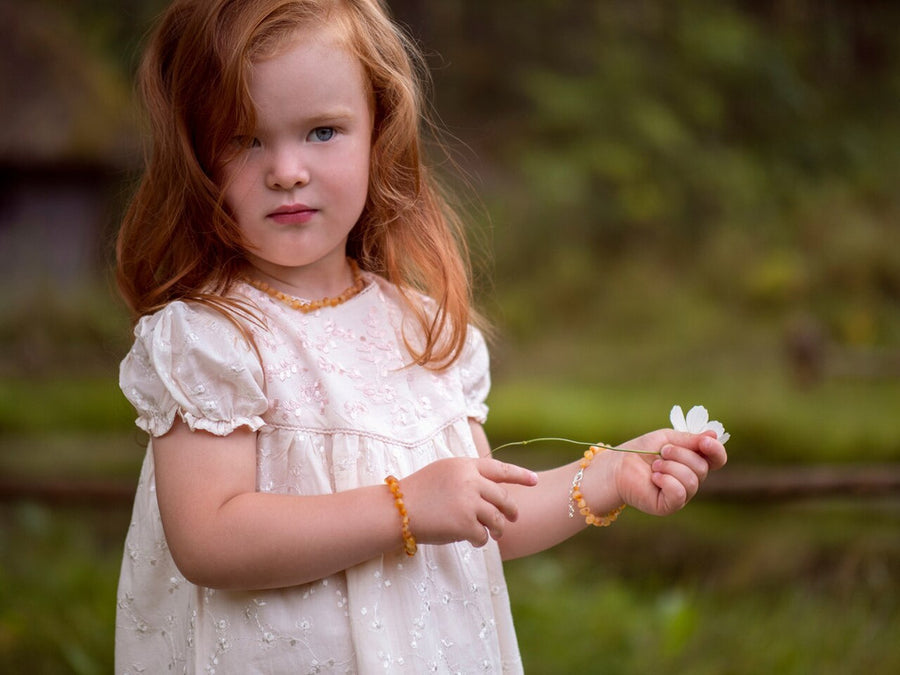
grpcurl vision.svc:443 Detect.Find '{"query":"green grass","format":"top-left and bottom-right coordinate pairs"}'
top-left (0, 504), bottom-right (127, 675)
top-left (3, 371), bottom-right (898, 466)
top-left (0, 378), bottom-right (134, 434)
top-left (486, 375), bottom-right (900, 464)
top-left (506, 500), bottom-right (900, 674)
top-left (0, 433), bottom-right (143, 480)
top-left (1, 499), bottom-right (897, 674)
top-left (508, 564), bottom-right (897, 674)
top-left (1, 357), bottom-right (897, 672)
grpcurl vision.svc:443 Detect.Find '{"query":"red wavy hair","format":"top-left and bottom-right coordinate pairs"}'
top-left (116, 0), bottom-right (476, 368)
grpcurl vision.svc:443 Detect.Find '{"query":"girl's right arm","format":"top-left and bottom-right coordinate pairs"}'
top-left (153, 418), bottom-right (537, 591)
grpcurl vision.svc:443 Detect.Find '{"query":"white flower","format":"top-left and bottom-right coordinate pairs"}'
top-left (670, 405), bottom-right (729, 443)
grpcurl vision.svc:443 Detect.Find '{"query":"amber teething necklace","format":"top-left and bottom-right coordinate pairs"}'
top-left (246, 258), bottom-right (366, 313)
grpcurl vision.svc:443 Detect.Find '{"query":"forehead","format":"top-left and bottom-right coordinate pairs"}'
top-left (250, 11), bottom-right (350, 59)
top-left (248, 26), bottom-right (371, 117)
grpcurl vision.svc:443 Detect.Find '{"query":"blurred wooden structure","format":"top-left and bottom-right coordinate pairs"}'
top-left (1, 465), bottom-right (898, 507)
top-left (0, 1), bottom-right (138, 297)
top-left (699, 464), bottom-right (900, 502)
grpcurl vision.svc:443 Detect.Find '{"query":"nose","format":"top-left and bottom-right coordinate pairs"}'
top-left (266, 148), bottom-right (310, 190)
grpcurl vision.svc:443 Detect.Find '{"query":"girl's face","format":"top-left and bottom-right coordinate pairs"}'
top-left (222, 26), bottom-right (373, 287)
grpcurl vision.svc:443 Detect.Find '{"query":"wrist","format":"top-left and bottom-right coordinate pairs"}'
top-left (568, 446), bottom-right (626, 527)
top-left (385, 475), bottom-right (417, 556)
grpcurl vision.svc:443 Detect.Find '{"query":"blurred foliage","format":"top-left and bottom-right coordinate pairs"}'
top-left (505, 499), bottom-right (900, 673)
top-left (0, 504), bottom-right (125, 675)
top-left (35, 0), bottom-right (169, 73)
top-left (1, 500), bottom-right (897, 674)
top-left (0, 378), bottom-right (132, 435)
top-left (1, 2), bottom-right (899, 673)
top-left (486, 378), bottom-right (900, 464)
top-left (8, 0), bottom-right (898, 371)
top-left (392, 0), bottom-right (900, 366)
top-left (0, 285), bottom-right (132, 379)
top-left (0, 1), bottom-right (896, 452)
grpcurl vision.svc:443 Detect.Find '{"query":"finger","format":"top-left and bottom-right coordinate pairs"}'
top-left (478, 458), bottom-right (539, 487)
top-left (469, 524), bottom-right (491, 548)
top-left (660, 444), bottom-right (710, 482)
top-left (479, 481), bottom-right (519, 523)
top-left (652, 456), bottom-right (700, 500)
top-left (476, 503), bottom-right (508, 541)
top-left (662, 431), bottom-right (727, 470)
top-left (697, 435), bottom-right (728, 471)
top-left (662, 429), bottom-right (711, 450)
top-left (650, 471), bottom-right (689, 513)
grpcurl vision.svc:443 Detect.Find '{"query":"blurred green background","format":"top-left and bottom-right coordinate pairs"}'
top-left (1, 0), bottom-right (898, 672)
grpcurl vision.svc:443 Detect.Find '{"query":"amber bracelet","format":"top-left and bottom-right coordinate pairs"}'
top-left (384, 475), bottom-right (417, 556)
top-left (568, 445), bottom-right (626, 527)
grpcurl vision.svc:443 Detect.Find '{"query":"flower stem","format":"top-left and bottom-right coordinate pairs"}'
top-left (490, 437), bottom-right (660, 456)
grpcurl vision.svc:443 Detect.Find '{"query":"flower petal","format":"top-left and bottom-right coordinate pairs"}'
top-left (685, 405), bottom-right (709, 433)
top-left (670, 405), bottom-right (687, 431)
top-left (706, 420), bottom-right (729, 444)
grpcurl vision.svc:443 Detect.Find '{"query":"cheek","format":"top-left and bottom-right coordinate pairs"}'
top-left (327, 146), bottom-right (371, 205)
top-left (221, 172), bottom-right (256, 217)
top-left (349, 146), bottom-right (372, 196)
top-left (219, 156), bottom-right (256, 205)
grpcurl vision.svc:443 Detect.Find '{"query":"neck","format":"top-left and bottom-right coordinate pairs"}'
top-left (245, 256), bottom-right (356, 300)
top-left (244, 259), bottom-right (366, 314)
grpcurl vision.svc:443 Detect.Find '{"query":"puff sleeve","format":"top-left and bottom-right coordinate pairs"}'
top-left (459, 325), bottom-right (491, 424)
top-left (119, 302), bottom-right (267, 437)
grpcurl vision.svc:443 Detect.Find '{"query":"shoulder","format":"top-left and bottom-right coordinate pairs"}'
top-left (121, 300), bottom-right (267, 436)
top-left (361, 272), bottom-right (444, 322)
top-left (362, 271), bottom-right (488, 363)
top-left (132, 298), bottom-right (256, 344)
top-left (126, 299), bottom-right (263, 380)
top-left (363, 272), bottom-right (417, 304)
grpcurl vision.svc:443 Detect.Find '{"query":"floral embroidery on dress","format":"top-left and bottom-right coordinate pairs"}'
top-left (115, 274), bottom-right (522, 674)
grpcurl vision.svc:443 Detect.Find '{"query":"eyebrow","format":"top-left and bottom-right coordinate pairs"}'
top-left (303, 108), bottom-right (356, 125)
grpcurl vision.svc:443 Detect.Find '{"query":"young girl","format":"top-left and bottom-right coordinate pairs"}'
top-left (115, 0), bottom-right (727, 672)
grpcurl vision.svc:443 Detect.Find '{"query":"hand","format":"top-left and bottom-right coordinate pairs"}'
top-left (612, 430), bottom-right (727, 516)
top-left (400, 457), bottom-right (539, 548)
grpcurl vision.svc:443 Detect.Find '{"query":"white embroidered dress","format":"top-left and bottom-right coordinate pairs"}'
top-left (115, 273), bottom-right (522, 674)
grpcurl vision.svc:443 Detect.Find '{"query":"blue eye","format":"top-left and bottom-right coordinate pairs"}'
top-left (309, 127), bottom-right (336, 142)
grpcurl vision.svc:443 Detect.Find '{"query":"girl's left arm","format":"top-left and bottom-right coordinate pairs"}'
top-left (468, 420), bottom-right (727, 560)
